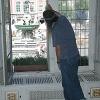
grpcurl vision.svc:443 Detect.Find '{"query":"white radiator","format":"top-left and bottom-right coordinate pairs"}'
top-left (0, 71), bottom-right (100, 100)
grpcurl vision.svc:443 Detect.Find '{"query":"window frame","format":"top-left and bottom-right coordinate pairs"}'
top-left (58, 0), bottom-right (94, 72)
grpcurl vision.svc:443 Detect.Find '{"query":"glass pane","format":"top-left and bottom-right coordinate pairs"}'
top-left (58, 0), bottom-right (89, 66)
top-left (11, 0), bottom-right (47, 71)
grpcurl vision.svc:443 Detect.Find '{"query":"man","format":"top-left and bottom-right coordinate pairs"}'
top-left (43, 10), bottom-right (86, 100)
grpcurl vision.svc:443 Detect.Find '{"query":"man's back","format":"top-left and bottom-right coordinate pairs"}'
top-left (52, 15), bottom-right (79, 60)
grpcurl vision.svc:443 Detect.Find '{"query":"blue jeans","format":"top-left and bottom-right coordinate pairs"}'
top-left (59, 58), bottom-right (85, 100)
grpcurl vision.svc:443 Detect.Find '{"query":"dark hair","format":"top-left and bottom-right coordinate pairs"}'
top-left (43, 10), bottom-right (55, 20)
top-left (43, 10), bottom-right (58, 26)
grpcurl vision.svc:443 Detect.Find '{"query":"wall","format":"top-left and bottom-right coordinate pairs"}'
top-left (94, 0), bottom-right (100, 79)
top-left (46, 0), bottom-right (60, 72)
top-left (0, 0), bottom-right (4, 84)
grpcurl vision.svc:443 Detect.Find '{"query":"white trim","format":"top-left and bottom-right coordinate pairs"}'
top-left (78, 0), bottom-right (96, 72)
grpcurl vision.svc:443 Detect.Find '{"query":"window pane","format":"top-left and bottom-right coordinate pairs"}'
top-left (59, 0), bottom-right (89, 66)
top-left (16, 1), bottom-right (20, 12)
top-left (23, 1), bottom-right (29, 13)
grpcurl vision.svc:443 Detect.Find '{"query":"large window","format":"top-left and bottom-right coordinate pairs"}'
top-left (11, 0), bottom-right (47, 72)
top-left (59, 0), bottom-right (89, 66)
top-left (23, 1), bottom-right (29, 13)
top-left (16, 1), bottom-right (20, 12)
top-left (30, 2), bottom-right (35, 12)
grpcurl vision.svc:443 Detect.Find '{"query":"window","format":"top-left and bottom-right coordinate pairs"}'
top-left (16, 1), bottom-right (20, 12)
top-left (23, 1), bottom-right (29, 13)
top-left (39, 4), bottom-right (43, 11)
top-left (59, 0), bottom-right (89, 66)
top-left (30, 2), bottom-right (34, 12)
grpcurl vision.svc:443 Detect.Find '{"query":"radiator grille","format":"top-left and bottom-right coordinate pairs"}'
top-left (11, 76), bottom-right (53, 84)
top-left (54, 74), bottom-right (62, 83)
top-left (31, 91), bottom-right (64, 100)
top-left (83, 74), bottom-right (100, 82)
top-left (10, 72), bottom-right (85, 84)
top-left (78, 75), bottom-right (84, 82)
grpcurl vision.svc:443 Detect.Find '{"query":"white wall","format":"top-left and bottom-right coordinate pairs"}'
top-left (94, 0), bottom-right (100, 79)
top-left (0, 0), bottom-right (4, 84)
top-left (88, 0), bottom-right (96, 71)
top-left (46, 0), bottom-right (60, 72)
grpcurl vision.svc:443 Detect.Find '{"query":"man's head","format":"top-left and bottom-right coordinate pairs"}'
top-left (43, 10), bottom-right (58, 25)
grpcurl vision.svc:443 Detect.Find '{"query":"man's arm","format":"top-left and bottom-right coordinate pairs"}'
top-left (55, 45), bottom-right (61, 63)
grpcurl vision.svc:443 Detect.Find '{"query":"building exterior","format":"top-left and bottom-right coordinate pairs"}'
top-left (10, 0), bottom-right (47, 59)
top-left (10, 0), bottom-right (46, 23)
